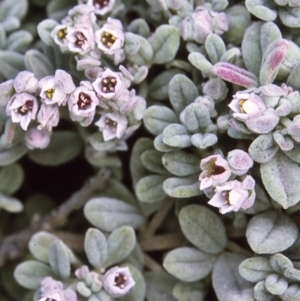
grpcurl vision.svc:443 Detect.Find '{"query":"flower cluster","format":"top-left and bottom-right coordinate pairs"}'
top-left (0, 67), bottom-right (145, 149)
top-left (199, 152), bottom-right (255, 214)
top-left (75, 265), bottom-right (135, 299)
top-left (51, 4), bottom-right (125, 68)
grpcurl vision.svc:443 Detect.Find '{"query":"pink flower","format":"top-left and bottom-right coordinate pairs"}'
top-left (68, 81), bottom-right (99, 126)
top-left (37, 104), bottom-right (60, 131)
top-left (199, 154), bottom-right (231, 190)
top-left (6, 93), bottom-right (38, 130)
top-left (227, 149), bottom-right (254, 176)
top-left (103, 266), bottom-right (135, 298)
top-left (208, 176), bottom-right (256, 214)
top-left (13, 71), bottom-right (39, 94)
top-left (95, 18), bottom-right (125, 64)
top-left (39, 70), bottom-right (76, 106)
top-left (87, 0), bottom-right (115, 15)
top-left (229, 92), bottom-right (266, 121)
top-left (92, 68), bottom-right (124, 100)
top-left (25, 128), bottom-right (51, 150)
top-left (51, 24), bottom-right (69, 52)
top-left (95, 112), bottom-right (128, 141)
top-left (66, 25), bottom-right (95, 55)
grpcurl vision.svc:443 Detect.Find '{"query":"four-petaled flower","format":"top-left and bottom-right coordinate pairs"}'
top-left (95, 18), bottom-right (125, 63)
top-left (68, 81), bottom-right (99, 126)
top-left (6, 93), bottom-right (38, 130)
top-left (103, 266), bottom-right (135, 298)
top-left (199, 154), bottom-right (231, 190)
top-left (95, 112), bottom-right (128, 141)
top-left (208, 175), bottom-right (256, 214)
top-left (39, 70), bottom-right (76, 106)
top-left (228, 92), bottom-right (266, 121)
top-left (87, 0), bottom-right (115, 15)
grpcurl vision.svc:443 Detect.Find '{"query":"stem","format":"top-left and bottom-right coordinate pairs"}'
top-left (226, 240), bottom-right (252, 257)
top-left (144, 254), bottom-right (163, 272)
top-left (0, 169), bottom-right (110, 266)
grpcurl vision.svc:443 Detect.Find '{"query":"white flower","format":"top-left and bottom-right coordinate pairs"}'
top-left (39, 70), bottom-right (76, 106)
top-left (92, 68), bottom-right (124, 100)
top-left (6, 93), bottom-right (38, 130)
top-left (37, 104), bottom-right (60, 131)
top-left (199, 154), bottom-right (231, 190)
top-left (87, 0), bottom-right (115, 15)
top-left (51, 24), bottom-right (69, 52)
top-left (228, 92), bottom-right (266, 121)
top-left (39, 291), bottom-right (65, 301)
top-left (13, 71), bottom-right (39, 94)
top-left (25, 128), bottom-right (51, 150)
top-left (208, 176), bottom-right (256, 214)
top-left (66, 25), bottom-right (95, 55)
top-left (95, 112), bottom-right (128, 141)
top-left (95, 18), bottom-right (125, 63)
top-left (103, 266), bottom-right (135, 298)
top-left (68, 81), bottom-right (99, 126)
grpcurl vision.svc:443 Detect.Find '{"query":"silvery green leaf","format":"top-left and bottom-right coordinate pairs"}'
top-left (136, 175), bottom-right (168, 203)
top-left (127, 18), bottom-right (150, 38)
top-left (188, 52), bottom-right (213, 74)
top-left (269, 253), bottom-right (292, 274)
top-left (145, 271), bottom-right (177, 301)
top-left (47, 0), bottom-right (74, 21)
top-left (279, 7), bottom-right (300, 27)
top-left (220, 48), bottom-right (240, 64)
top-left (239, 257), bottom-right (273, 283)
top-left (173, 281), bottom-right (206, 301)
top-left (213, 253), bottom-right (254, 301)
top-left (246, 211), bottom-right (298, 254)
top-left (254, 281), bottom-right (274, 301)
top-left (141, 150), bottom-right (167, 174)
top-left (248, 133), bottom-right (279, 163)
top-left (77, 282), bottom-right (91, 298)
top-left (284, 236), bottom-right (300, 260)
top-left (104, 226), bottom-right (136, 267)
top-left (0, 163), bottom-right (24, 195)
top-left (284, 267), bottom-right (300, 282)
top-left (148, 69), bottom-right (184, 101)
top-left (154, 134), bottom-right (180, 153)
top-left (223, 5), bottom-right (251, 45)
top-left (144, 105), bottom-right (179, 135)
top-left (0, 51), bottom-right (25, 80)
top-left (181, 103), bottom-right (211, 132)
top-left (131, 66), bottom-right (148, 85)
top-left (163, 247), bottom-right (215, 282)
top-left (89, 132), bottom-right (119, 152)
top-left (24, 49), bottom-right (55, 79)
top-left (191, 133), bottom-right (218, 149)
top-left (84, 197), bottom-right (145, 232)
top-left (130, 138), bottom-right (153, 188)
top-left (0, 0), bottom-right (27, 20)
top-left (97, 178), bottom-right (136, 207)
top-left (6, 30), bottom-right (32, 52)
top-left (163, 175), bottom-right (201, 198)
top-left (29, 231), bottom-right (58, 263)
top-left (14, 260), bottom-right (55, 290)
top-left (287, 63), bottom-right (300, 90)
top-left (84, 228), bottom-right (107, 269)
top-left (28, 131), bottom-right (83, 166)
top-left (149, 25), bottom-right (180, 64)
top-left (211, 0), bottom-right (229, 11)
top-left (126, 34), bottom-right (153, 65)
top-left (245, 0), bottom-right (277, 21)
top-left (49, 239), bottom-right (71, 279)
top-left (265, 274), bottom-right (288, 295)
top-left (119, 263), bottom-right (146, 301)
top-left (162, 151), bottom-right (199, 176)
top-left (260, 151), bottom-right (300, 208)
top-left (260, 22), bottom-right (282, 54)
top-left (283, 284), bottom-right (300, 301)
top-left (284, 144), bottom-right (300, 163)
top-left (0, 141), bottom-right (27, 166)
top-left (0, 194), bottom-right (23, 213)
top-left (205, 34), bottom-right (226, 65)
top-left (125, 243), bottom-right (145, 272)
top-left (273, 132), bottom-right (293, 151)
top-left (168, 74), bottom-right (198, 113)
top-left (179, 205), bottom-right (226, 254)
top-left (37, 19), bottom-right (58, 47)
top-left (95, 290), bottom-right (112, 301)
top-left (162, 124), bottom-right (191, 148)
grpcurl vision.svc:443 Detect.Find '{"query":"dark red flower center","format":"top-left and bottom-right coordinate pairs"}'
top-left (75, 32), bottom-right (87, 47)
top-left (211, 164), bottom-right (226, 175)
top-left (77, 92), bottom-right (92, 110)
top-left (93, 0), bottom-right (110, 9)
top-left (114, 272), bottom-right (127, 289)
top-left (16, 100), bottom-right (34, 115)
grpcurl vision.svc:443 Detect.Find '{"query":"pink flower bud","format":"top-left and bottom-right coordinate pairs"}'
top-left (25, 128), bottom-right (51, 150)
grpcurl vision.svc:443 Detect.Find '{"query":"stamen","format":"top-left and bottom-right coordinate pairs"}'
top-left (57, 28), bottom-right (67, 40)
top-left (101, 31), bottom-right (116, 48)
top-left (75, 32), bottom-right (87, 47)
top-left (113, 272), bottom-right (127, 289)
top-left (101, 76), bottom-right (117, 93)
top-left (15, 100), bottom-right (34, 116)
top-left (46, 88), bottom-right (55, 99)
top-left (77, 92), bottom-right (92, 110)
